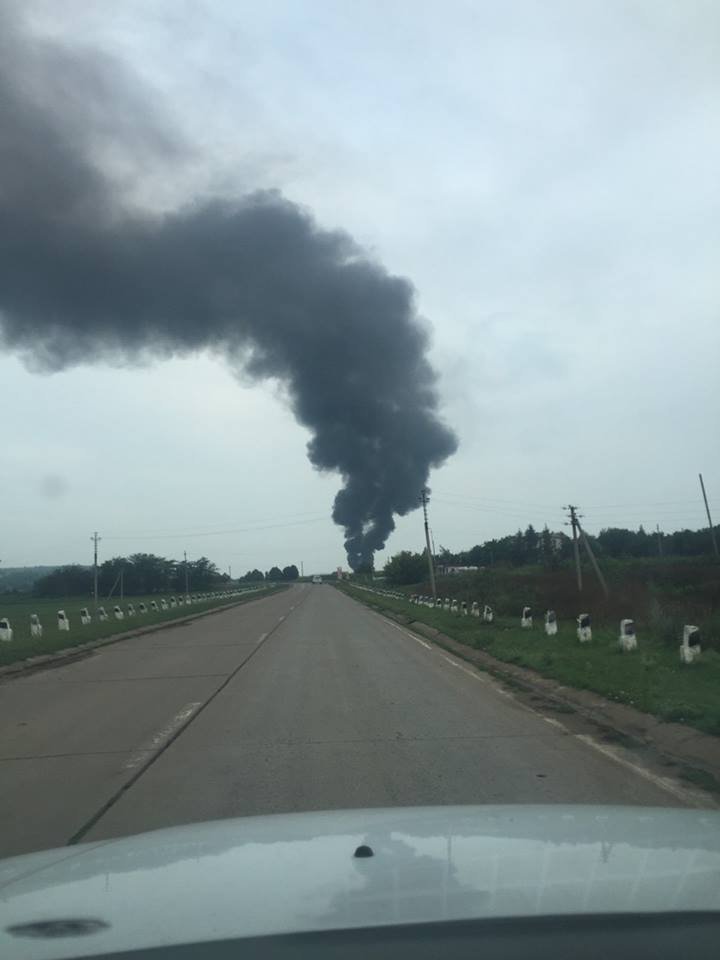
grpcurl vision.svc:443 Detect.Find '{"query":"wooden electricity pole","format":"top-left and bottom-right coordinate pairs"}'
top-left (90, 531), bottom-right (101, 609)
top-left (565, 504), bottom-right (609, 597)
top-left (699, 473), bottom-right (719, 558)
top-left (578, 523), bottom-right (609, 598)
top-left (420, 487), bottom-right (437, 601)
top-left (564, 505), bottom-right (583, 591)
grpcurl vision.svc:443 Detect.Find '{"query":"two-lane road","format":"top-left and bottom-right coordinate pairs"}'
top-left (0, 584), bottom-right (685, 857)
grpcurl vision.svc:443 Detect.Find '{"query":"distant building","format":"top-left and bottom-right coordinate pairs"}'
top-left (436, 565), bottom-right (480, 576)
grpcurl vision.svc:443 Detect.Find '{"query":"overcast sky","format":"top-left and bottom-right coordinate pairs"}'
top-left (2, 0), bottom-right (718, 574)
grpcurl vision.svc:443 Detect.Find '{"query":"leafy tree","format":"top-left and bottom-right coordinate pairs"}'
top-left (127, 553), bottom-right (175, 594)
top-left (281, 565), bottom-right (299, 580)
top-left (185, 557), bottom-right (222, 590)
top-left (523, 524), bottom-right (539, 556)
top-left (266, 566), bottom-right (284, 581)
top-left (33, 565), bottom-right (91, 598)
top-left (462, 544), bottom-right (487, 566)
top-left (383, 551), bottom-right (427, 585)
top-left (510, 529), bottom-right (526, 566)
top-left (242, 569), bottom-right (265, 582)
top-left (539, 525), bottom-right (554, 565)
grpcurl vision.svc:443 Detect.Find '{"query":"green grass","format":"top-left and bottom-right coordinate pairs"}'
top-left (678, 765), bottom-right (720, 794)
top-left (0, 586), bottom-right (286, 668)
top-left (339, 585), bottom-right (720, 737)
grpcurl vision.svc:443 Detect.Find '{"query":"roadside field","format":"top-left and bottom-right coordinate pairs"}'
top-left (340, 583), bottom-right (720, 737)
top-left (0, 586), bottom-right (285, 667)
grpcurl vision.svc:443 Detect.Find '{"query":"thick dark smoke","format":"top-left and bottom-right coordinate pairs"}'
top-left (0, 13), bottom-right (457, 570)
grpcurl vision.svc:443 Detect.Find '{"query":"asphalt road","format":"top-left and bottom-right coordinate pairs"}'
top-left (0, 583), bottom-right (684, 858)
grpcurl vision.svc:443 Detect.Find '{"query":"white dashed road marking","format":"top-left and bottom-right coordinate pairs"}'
top-left (543, 716), bottom-right (567, 731)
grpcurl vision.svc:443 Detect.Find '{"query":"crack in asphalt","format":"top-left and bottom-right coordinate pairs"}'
top-left (65, 589), bottom-right (310, 846)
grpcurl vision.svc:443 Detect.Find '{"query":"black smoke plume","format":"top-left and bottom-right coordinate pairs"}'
top-left (0, 14), bottom-right (457, 570)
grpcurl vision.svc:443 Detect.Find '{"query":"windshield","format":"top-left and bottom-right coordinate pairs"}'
top-left (0, 0), bottom-right (718, 931)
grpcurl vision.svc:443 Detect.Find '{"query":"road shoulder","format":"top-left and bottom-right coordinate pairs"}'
top-left (340, 587), bottom-right (720, 800)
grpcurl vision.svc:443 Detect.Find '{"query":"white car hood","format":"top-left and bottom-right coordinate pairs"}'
top-left (0, 805), bottom-right (719, 958)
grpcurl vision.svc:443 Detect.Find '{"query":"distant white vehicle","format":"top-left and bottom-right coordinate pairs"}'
top-left (312, 575), bottom-right (323, 584)
top-left (0, 618), bottom-right (12, 642)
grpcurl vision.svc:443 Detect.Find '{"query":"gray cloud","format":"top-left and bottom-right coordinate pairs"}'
top-left (0, 11), bottom-right (457, 570)
top-left (39, 474), bottom-right (69, 499)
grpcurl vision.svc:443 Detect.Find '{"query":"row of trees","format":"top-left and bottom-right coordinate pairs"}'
top-left (384, 524), bottom-right (719, 584)
top-left (33, 554), bottom-right (229, 599)
top-left (239, 566), bottom-right (299, 582)
top-left (442, 524), bottom-right (719, 567)
top-left (32, 554), bottom-right (301, 598)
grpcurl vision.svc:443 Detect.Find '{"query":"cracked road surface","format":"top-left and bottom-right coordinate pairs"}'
top-left (0, 583), bottom-right (683, 858)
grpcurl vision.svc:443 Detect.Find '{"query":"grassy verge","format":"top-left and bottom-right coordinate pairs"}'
top-left (0, 586), bottom-right (287, 668)
top-left (339, 584), bottom-right (720, 737)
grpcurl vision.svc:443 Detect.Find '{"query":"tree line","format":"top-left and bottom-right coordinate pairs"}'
top-left (31, 554), bottom-right (299, 598)
top-left (238, 565), bottom-right (299, 583)
top-left (384, 523), bottom-right (719, 584)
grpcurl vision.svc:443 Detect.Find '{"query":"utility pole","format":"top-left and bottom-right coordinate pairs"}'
top-left (564, 505), bottom-right (583, 591)
top-left (301, 561), bottom-right (304, 578)
top-left (90, 531), bottom-right (101, 609)
top-left (656, 523), bottom-right (663, 557)
top-left (120, 568), bottom-right (124, 601)
top-left (577, 523), bottom-right (609, 598)
top-left (699, 473), bottom-right (719, 558)
top-left (184, 550), bottom-right (190, 599)
top-left (107, 568), bottom-right (121, 600)
top-left (420, 487), bottom-right (437, 601)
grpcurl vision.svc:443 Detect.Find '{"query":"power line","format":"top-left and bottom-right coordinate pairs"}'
top-left (581, 499), bottom-right (699, 509)
top-left (102, 510), bottom-right (328, 538)
top-left (435, 497), bottom-right (706, 530)
top-left (433, 497), bottom-right (554, 522)
top-left (438, 490), bottom-right (559, 510)
top-left (103, 516), bottom-right (327, 541)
